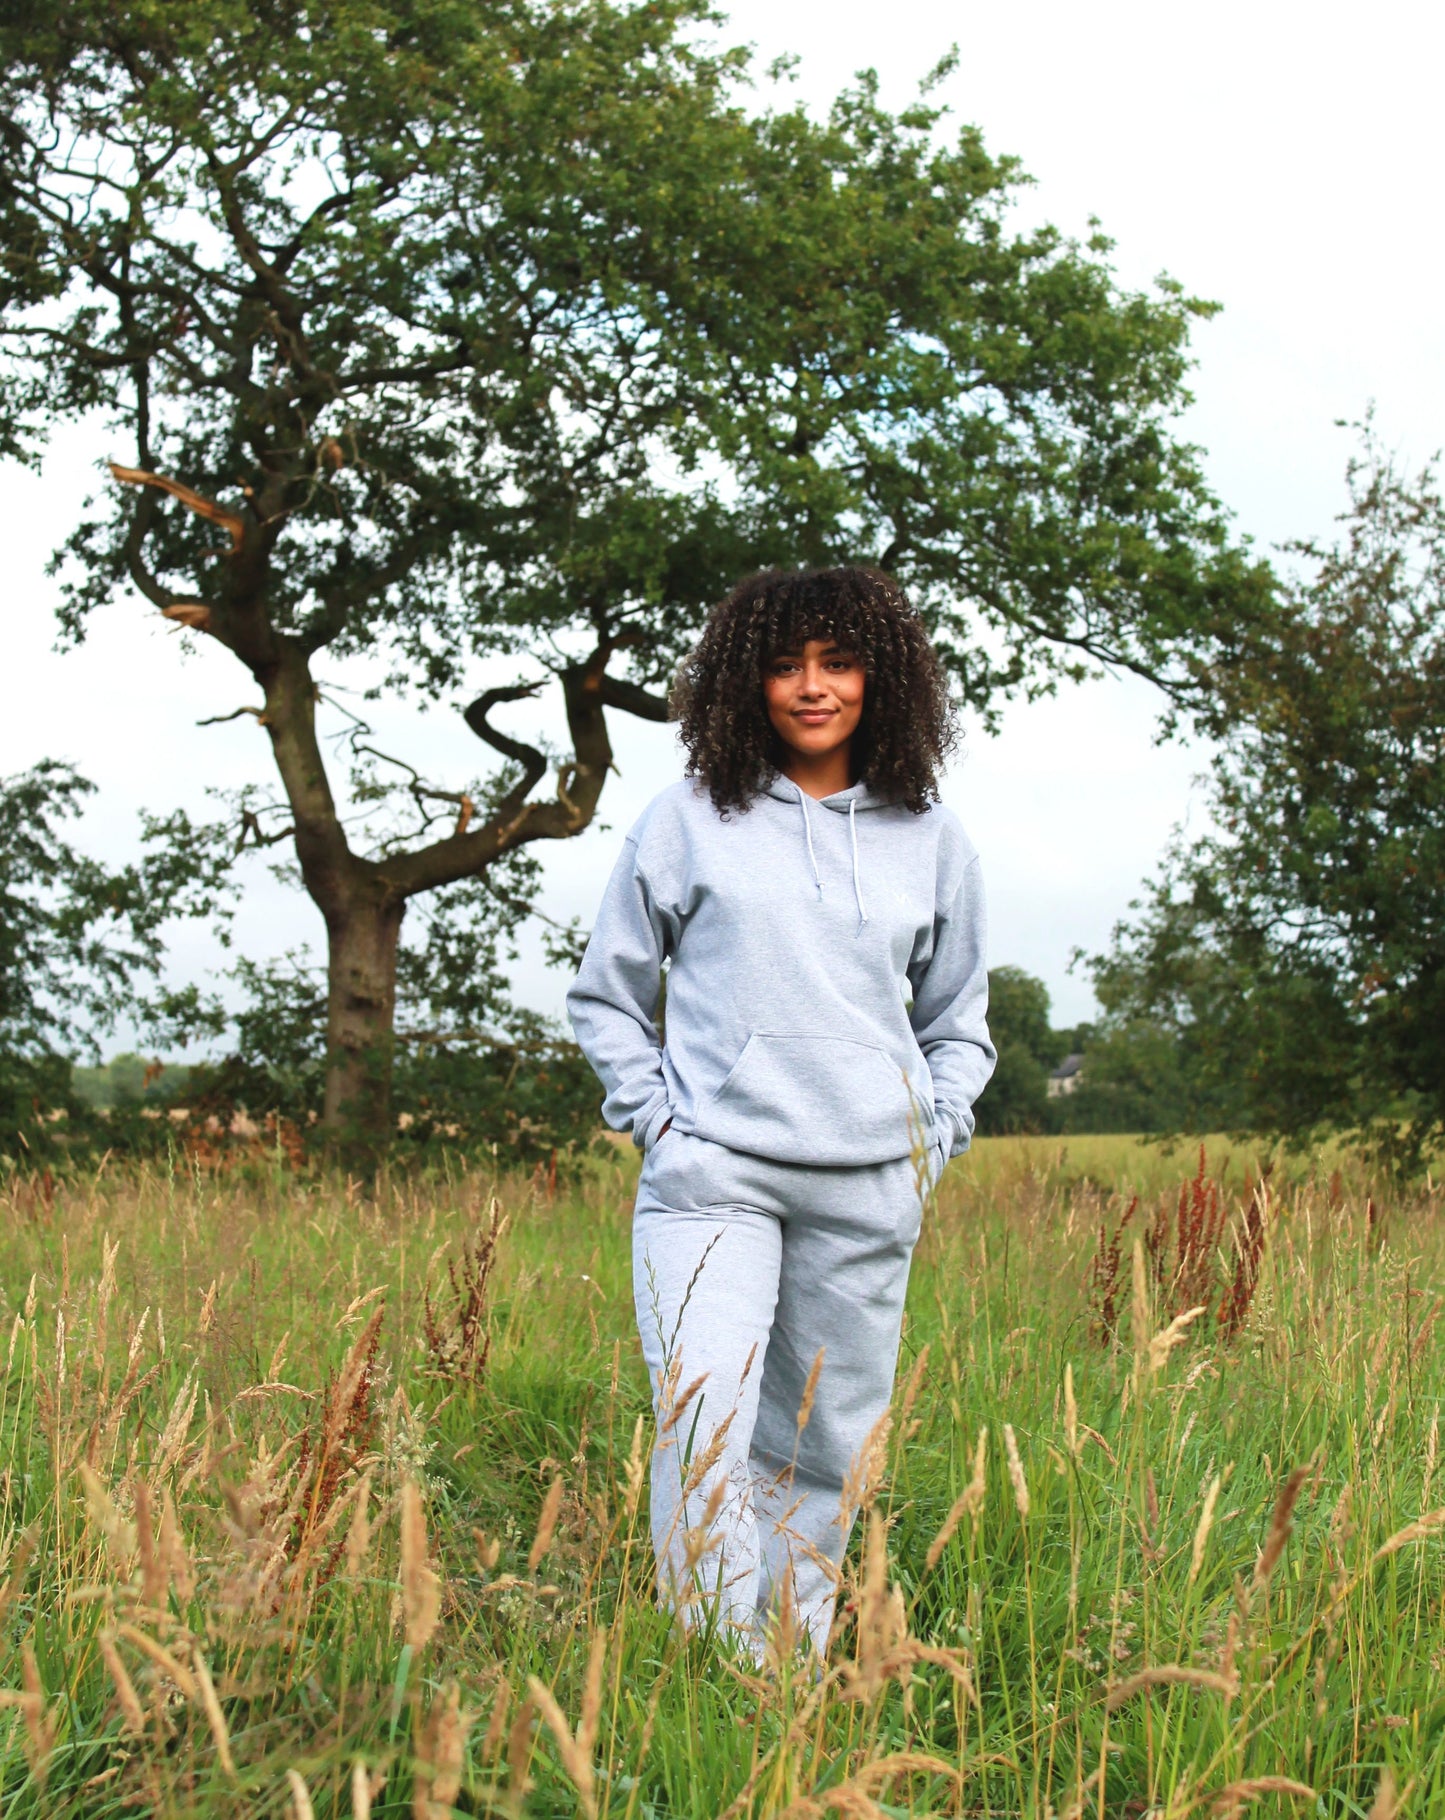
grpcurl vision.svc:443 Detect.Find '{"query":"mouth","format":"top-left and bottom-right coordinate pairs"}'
top-left (793, 709), bottom-right (836, 725)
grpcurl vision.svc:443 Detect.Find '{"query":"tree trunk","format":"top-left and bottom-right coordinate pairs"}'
top-left (322, 889), bottom-right (405, 1165)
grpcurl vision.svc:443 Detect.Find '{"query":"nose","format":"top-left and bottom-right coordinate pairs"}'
top-left (798, 660), bottom-right (828, 698)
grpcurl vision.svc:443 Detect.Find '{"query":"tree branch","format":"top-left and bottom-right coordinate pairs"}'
top-left (598, 674), bottom-right (670, 721)
top-left (205, 147), bottom-right (325, 395)
top-left (346, 738), bottom-right (477, 842)
top-left (335, 351), bottom-right (472, 392)
top-left (236, 807), bottom-right (296, 853)
top-left (117, 485), bottom-right (173, 610)
top-left (382, 649), bottom-right (619, 902)
top-left (462, 683), bottom-right (550, 806)
top-left (198, 705), bottom-right (268, 727)
top-left (109, 462), bottom-right (246, 552)
top-left (299, 529), bottom-right (447, 654)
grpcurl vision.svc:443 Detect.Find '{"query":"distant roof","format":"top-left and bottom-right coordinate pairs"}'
top-left (1049, 1053), bottom-right (1085, 1079)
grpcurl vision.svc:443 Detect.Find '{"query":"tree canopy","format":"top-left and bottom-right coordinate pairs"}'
top-left (0, 0), bottom-right (1276, 1153)
top-left (0, 761), bottom-right (225, 1146)
top-left (1085, 431), bottom-right (1445, 1167)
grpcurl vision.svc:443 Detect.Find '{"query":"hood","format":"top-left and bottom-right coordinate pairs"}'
top-left (762, 774), bottom-right (892, 814)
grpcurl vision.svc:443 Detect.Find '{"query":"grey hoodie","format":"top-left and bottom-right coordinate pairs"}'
top-left (566, 775), bottom-right (996, 1169)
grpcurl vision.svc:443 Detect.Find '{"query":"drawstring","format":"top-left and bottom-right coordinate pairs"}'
top-left (848, 799), bottom-right (869, 929)
top-left (796, 786), bottom-right (868, 930)
top-left (799, 791), bottom-right (823, 897)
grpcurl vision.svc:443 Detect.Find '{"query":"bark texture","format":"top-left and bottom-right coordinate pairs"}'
top-left (322, 894), bottom-right (405, 1145)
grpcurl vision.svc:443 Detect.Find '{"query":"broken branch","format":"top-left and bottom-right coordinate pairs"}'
top-left (161, 603), bottom-right (213, 631)
top-left (109, 463), bottom-right (246, 552)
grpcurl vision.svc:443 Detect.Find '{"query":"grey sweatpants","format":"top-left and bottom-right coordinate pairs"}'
top-left (632, 1130), bottom-right (935, 1656)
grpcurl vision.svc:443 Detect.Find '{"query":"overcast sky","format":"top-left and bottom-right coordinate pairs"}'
top-left (7, 0), bottom-right (1444, 1043)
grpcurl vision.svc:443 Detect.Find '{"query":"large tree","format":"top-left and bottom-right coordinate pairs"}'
top-left (0, 0), bottom-right (1273, 1153)
top-left (1086, 431), bottom-right (1445, 1167)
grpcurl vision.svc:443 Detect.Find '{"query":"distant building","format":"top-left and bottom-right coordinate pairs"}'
top-left (1048, 1053), bottom-right (1085, 1098)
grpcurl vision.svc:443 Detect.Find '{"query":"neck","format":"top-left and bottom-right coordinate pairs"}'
top-left (780, 744), bottom-right (854, 801)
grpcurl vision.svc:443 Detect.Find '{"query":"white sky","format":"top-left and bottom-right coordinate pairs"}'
top-left (7, 0), bottom-right (1444, 1044)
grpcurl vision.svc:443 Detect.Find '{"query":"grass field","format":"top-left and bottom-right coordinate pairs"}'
top-left (0, 1133), bottom-right (1439, 1816)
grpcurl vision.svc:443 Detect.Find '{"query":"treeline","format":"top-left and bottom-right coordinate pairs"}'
top-left (1084, 436), bottom-right (1445, 1171)
top-left (976, 967), bottom-right (1241, 1140)
top-left (978, 424), bottom-right (1445, 1167)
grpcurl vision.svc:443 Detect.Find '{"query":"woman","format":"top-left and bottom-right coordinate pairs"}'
top-left (567, 566), bottom-right (995, 1657)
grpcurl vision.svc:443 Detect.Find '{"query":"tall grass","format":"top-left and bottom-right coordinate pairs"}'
top-left (0, 1135), bottom-right (1438, 1816)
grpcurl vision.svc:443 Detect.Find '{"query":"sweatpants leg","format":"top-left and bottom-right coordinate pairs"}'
top-left (632, 1194), bottom-right (781, 1642)
top-left (632, 1133), bottom-right (925, 1656)
top-left (748, 1177), bottom-right (917, 1653)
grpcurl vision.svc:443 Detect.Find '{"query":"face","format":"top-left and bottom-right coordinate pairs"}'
top-left (763, 637), bottom-right (867, 764)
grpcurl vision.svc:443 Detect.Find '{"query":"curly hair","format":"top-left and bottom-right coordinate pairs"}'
top-left (674, 566), bottom-right (956, 815)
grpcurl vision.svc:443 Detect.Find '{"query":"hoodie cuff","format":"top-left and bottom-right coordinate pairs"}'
top-left (634, 1095), bottom-right (674, 1154)
top-left (938, 1106), bottom-right (973, 1158)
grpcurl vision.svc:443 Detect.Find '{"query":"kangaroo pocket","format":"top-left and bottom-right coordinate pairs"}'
top-left (692, 1032), bottom-right (930, 1166)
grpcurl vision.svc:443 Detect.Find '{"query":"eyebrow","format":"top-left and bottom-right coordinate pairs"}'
top-left (770, 641), bottom-right (849, 659)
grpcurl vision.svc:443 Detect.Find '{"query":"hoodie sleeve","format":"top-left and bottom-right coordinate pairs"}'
top-left (566, 833), bottom-right (677, 1152)
top-left (908, 852), bottom-right (997, 1157)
